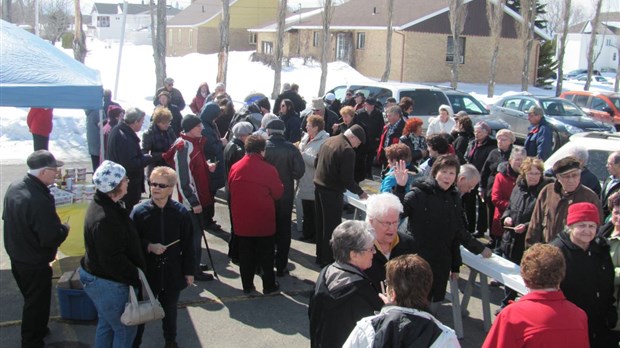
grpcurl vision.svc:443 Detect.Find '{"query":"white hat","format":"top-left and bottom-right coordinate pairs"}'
top-left (93, 160), bottom-right (126, 193)
top-left (324, 93), bottom-right (336, 102)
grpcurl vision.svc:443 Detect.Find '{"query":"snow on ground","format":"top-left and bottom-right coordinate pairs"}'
top-left (0, 38), bottom-right (617, 165)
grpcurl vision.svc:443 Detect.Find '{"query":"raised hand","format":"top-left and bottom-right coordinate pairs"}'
top-left (393, 160), bottom-right (409, 187)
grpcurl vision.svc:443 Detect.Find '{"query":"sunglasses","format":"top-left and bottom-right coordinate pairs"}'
top-left (148, 181), bottom-right (172, 188)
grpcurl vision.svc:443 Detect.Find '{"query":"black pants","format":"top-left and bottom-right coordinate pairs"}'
top-left (11, 262), bottom-right (52, 348)
top-left (237, 236), bottom-right (276, 292)
top-left (156, 288), bottom-right (181, 342)
top-left (203, 190), bottom-right (217, 226)
top-left (227, 192), bottom-right (238, 261)
top-left (364, 151), bottom-right (375, 179)
top-left (274, 201), bottom-right (293, 272)
top-left (315, 187), bottom-right (343, 267)
top-left (301, 199), bottom-right (316, 240)
top-left (32, 134), bottom-right (49, 151)
top-left (463, 189), bottom-right (488, 233)
top-left (90, 155), bottom-right (100, 172)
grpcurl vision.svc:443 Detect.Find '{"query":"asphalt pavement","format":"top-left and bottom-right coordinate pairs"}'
top-left (0, 160), bottom-right (503, 347)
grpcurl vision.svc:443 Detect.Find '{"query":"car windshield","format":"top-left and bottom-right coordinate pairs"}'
top-left (540, 99), bottom-right (584, 116)
top-left (400, 90), bottom-right (449, 116)
top-left (610, 97), bottom-right (620, 109)
top-left (447, 95), bottom-right (487, 115)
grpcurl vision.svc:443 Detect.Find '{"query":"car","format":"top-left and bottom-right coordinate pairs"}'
top-left (564, 69), bottom-right (601, 80)
top-left (560, 90), bottom-right (620, 131)
top-left (575, 75), bottom-right (612, 85)
top-left (544, 132), bottom-right (620, 183)
top-left (438, 87), bottom-right (510, 136)
top-left (489, 94), bottom-right (615, 151)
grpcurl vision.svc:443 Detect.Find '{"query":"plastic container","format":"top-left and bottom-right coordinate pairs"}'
top-left (57, 288), bottom-right (97, 321)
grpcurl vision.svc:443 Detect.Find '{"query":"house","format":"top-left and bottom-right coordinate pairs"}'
top-left (90, 2), bottom-right (181, 44)
top-left (563, 12), bottom-right (620, 73)
top-left (249, 0), bottom-right (551, 84)
top-left (166, 0), bottom-right (279, 57)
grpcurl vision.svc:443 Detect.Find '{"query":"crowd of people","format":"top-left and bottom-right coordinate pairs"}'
top-left (4, 78), bottom-right (620, 348)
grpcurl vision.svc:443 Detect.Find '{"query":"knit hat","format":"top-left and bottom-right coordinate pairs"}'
top-left (349, 124), bottom-right (366, 144)
top-left (93, 160), bottom-right (126, 193)
top-left (474, 121), bottom-right (491, 134)
top-left (553, 156), bottom-right (581, 175)
top-left (256, 97), bottom-right (271, 111)
top-left (312, 98), bottom-right (325, 111)
top-left (182, 114), bottom-right (202, 133)
top-left (324, 93), bottom-right (336, 102)
top-left (566, 202), bottom-right (600, 226)
top-left (266, 119), bottom-right (285, 134)
top-left (27, 150), bottom-right (64, 170)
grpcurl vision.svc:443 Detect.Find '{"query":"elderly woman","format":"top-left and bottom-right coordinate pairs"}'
top-left (452, 115), bottom-right (474, 164)
top-left (483, 244), bottom-right (589, 347)
top-left (426, 104), bottom-right (455, 136)
top-left (489, 146), bottom-right (526, 249)
top-left (380, 143), bottom-right (413, 194)
top-left (156, 91), bottom-right (183, 136)
top-left (297, 115), bottom-right (330, 242)
top-left (142, 106), bottom-right (176, 179)
top-left (332, 105), bottom-right (356, 135)
top-left (308, 220), bottom-right (383, 348)
top-left (399, 117), bottom-right (427, 167)
top-left (345, 255), bottom-right (459, 347)
top-left (79, 160), bottom-right (146, 347)
top-left (551, 202), bottom-right (618, 347)
top-left (603, 193), bottom-right (620, 339)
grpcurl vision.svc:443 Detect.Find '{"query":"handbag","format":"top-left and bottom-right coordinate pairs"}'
top-left (120, 268), bottom-right (165, 326)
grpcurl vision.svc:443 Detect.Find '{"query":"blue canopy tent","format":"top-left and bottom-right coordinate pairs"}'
top-left (0, 20), bottom-right (103, 109)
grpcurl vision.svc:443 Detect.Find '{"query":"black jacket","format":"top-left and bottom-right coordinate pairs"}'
top-left (130, 198), bottom-right (195, 293)
top-left (602, 176), bottom-right (620, 218)
top-left (480, 146), bottom-right (512, 197)
top-left (280, 110), bottom-right (302, 143)
top-left (465, 136), bottom-right (497, 171)
top-left (154, 87), bottom-right (186, 112)
top-left (142, 123), bottom-right (176, 176)
top-left (308, 262), bottom-right (383, 348)
top-left (273, 90), bottom-right (306, 114)
top-left (3, 174), bottom-right (69, 267)
top-left (580, 167), bottom-right (602, 197)
top-left (264, 133), bottom-right (305, 210)
top-left (81, 191), bottom-right (146, 287)
top-left (223, 137), bottom-right (245, 179)
top-left (355, 108), bottom-right (384, 154)
top-left (452, 131), bottom-right (473, 164)
top-left (200, 104), bottom-right (226, 191)
top-left (551, 231), bottom-right (617, 347)
top-left (365, 232), bottom-right (415, 291)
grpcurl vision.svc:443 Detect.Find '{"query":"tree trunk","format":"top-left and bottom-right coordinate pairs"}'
top-left (3, 0), bottom-right (12, 22)
top-left (271, 0), bottom-right (287, 99)
top-left (448, 0), bottom-right (466, 89)
top-left (380, 0), bottom-right (394, 82)
top-left (584, 0), bottom-right (603, 91)
top-left (555, 0), bottom-right (571, 96)
top-left (152, 0), bottom-right (167, 93)
top-left (72, 0), bottom-right (87, 63)
top-left (486, 0), bottom-right (505, 98)
top-left (519, 0), bottom-right (536, 91)
top-left (217, 0), bottom-right (230, 85)
top-left (318, 0), bottom-right (333, 97)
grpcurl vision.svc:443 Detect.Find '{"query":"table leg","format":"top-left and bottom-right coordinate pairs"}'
top-left (449, 278), bottom-right (464, 339)
top-left (461, 269), bottom-right (477, 314)
top-left (479, 273), bottom-right (492, 331)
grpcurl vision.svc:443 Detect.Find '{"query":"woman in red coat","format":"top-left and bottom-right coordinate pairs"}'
top-left (27, 108), bottom-right (53, 151)
top-left (490, 146), bottom-right (526, 250)
top-left (228, 134), bottom-right (284, 294)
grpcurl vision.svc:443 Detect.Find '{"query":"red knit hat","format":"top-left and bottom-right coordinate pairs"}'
top-left (566, 202), bottom-right (600, 226)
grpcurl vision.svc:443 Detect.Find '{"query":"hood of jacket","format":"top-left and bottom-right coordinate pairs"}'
top-left (200, 102), bottom-right (220, 124)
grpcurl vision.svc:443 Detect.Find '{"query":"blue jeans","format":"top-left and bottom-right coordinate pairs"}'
top-left (79, 268), bottom-right (137, 348)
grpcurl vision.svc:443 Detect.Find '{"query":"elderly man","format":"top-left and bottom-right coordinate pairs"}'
top-left (154, 77), bottom-right (186, 111)
top-left (106, 107), bottom-right (153, 211)
top-left (526, 156), bottom-right (603, 246)
top-left (3, 150), bottom-right (70, 348)
top-left (301, 98), bottom-right (339, 136)
top-left (602, 151), bottom-right (620, 218)
top-left (563, 145), bottom-right (601, 196)
top-left (455, 164), bottom-right (493, 257)
top-left (314, 125), bottom-right (368, 267)
top-left (523, 105), bottom-right (553, 160)
top-left (356, 98), bottom-right (385, 179)
top-left (377, 106), bottom-right (406, 176)
top-left (264, 119), bottom-right (305, 276)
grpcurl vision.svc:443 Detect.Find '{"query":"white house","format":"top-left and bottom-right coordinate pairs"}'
top-left (563, 12), bottom-right (620, 72)
top-left (90, 2), bottom-right (180, 44)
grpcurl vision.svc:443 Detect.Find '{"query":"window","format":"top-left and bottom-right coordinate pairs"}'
top-left (503, 98), bottom-right (521, 110)
top-left (614, 52), bottom-right (617, 61)
top-left (262, 41), bottom-right (273, 54)
top-left (168, 29), bottom-right (173, 47)
top-left (591, 97), bottom-right (608, 111)
top-left (189, 29), bottom-right (193, 48)
top-left (249, 32), bottom-right (257, 45)
top-left (356, 32), bottom-right (365, 49)
top-left (573, 95), bottom-right (589, 106)
top-left (97, 16), bottom-right (110, 28)
top-left (313, 31), bottom-right (319, 47)
top-left (336, 33), bottom-right (347, 60)
top-left (177, 29), bottom-right (182, 43)
top-left (606, 39), bottom-right (612, 46)
top-left (446, 36), bottom-right (466, 63)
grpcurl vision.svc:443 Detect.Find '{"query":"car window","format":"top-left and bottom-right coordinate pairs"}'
top-left (366, 87), bottom-right (392, 105)
top-left (330, 86), bottom-right (348, 102)
top-left (520, 99), bottom-right (536, 112)
top-left (541, 99), bottom-right (584, 116)
top-left (610, 97), bottom-right (620, 110)
top-left (591, 97), bottom-right (608, 111)
top-left (573, 95), bottom-right (589, 106)
top-left (588, 150), bottom-right (614, 181)
top-left (400, 90), bottom-right (449, 116)
top-left (447, 95), bottom-right (486, 115)
top-left (503, 98), bottom-right (521, 110)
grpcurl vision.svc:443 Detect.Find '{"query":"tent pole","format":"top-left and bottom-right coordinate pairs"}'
top-left (114, 1), bottom-right (129, 98)
top-left (99, 109), bottom-right (104, 164)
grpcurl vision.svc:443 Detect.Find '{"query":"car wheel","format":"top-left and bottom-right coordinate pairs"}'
top-left (552, 130), bottom-right (561, 152)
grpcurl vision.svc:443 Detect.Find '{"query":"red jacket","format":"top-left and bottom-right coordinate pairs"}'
top-left (483, 290), bottom-right (589, 348)
top-left (27, 108), bottom-right (53, 136)
top-left (228, 153), bottom-right (283, 237)
top-left (490, 167), bottom-right (518, 237)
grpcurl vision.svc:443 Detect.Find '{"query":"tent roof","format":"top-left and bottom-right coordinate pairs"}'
top-left (0, 20), bottom-right (103, 109)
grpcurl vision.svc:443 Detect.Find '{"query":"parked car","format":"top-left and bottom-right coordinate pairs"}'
top-left (544, 132), bottom-right (620, 183)
top-left (575, 75), bottom-right (612, 85)
top-left (438, 87), bottom-right (509, 136)
top-left (564, 69), bottom-right (601, 80)
top-left (560, 90), bottom-right (620, 131)
top-left (489, 94), bottom-right (615, 151)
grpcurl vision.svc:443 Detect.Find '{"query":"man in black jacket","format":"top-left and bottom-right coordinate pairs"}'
top-left (3, 150), bottom-right (69, 348)
top-left (273, 83), bottom-right (306, 114)
top-left (264, 119), bottom-right (305, 276)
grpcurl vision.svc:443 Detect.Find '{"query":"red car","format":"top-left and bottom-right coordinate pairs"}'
top-left (560, 91), bottom-right (620, 131)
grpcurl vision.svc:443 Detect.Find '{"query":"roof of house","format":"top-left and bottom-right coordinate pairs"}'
top-left (568, 12), bottom-right (620, 34)
top-left (168, 0), bottom-right (237, 27)
top-left (92, 2), bottom-right (180, 16)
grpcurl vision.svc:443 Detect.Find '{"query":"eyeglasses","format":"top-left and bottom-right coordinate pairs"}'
top-left (148, 181), bottom-right (171, 188)
top-left (374, 218), bottom-right (399, 228)
top-left (359, 245), bottom-right (376, 254)
top-left (346, 93), bottom-right (352, 96)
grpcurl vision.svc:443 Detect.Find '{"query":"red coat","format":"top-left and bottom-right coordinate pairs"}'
top-left (483, 290), bottom-right (589, 348)
top-left (27, 108), bottom-right (53, 136)
top-left (491, 167), bottom-right (518, 237)
top-left (228, 153), bottom-right (283, 237)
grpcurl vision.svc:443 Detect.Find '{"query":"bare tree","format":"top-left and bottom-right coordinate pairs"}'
top-left (555, 0), bottom-right (571, 96)
top-left (584, 0), bottom-right (603, 91)
top-left (318, 0), bottom-right (334, 97)
top-left (42, 0), bottom-right (71, 45)
top-left (217, 0), bottom-right (230, 85)
top-left (2, 0), bottom-right (12, 22)
top-left (73, 0), bottom-right (87, 63)
top-left (486, 0), bottom-right (505, 98)
top-left (516, 0), bottom-right (536, 91)
top-left (448, 0), bottom-right (467, 89)
top-left (271, 0), bottom-right (287, 99)
top-left (150, 0), bottom-right (167, 92)
top-left (380, 0), bottom-right (394, 82)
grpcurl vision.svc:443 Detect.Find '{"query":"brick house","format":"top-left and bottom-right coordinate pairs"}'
top-left (166, 0), bottom-right (279, 57)
top-left (249, 0), bottom-right (551, 84)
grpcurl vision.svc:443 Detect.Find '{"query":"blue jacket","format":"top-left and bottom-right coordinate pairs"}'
top-left (524, 117), bottom-right (553, 160)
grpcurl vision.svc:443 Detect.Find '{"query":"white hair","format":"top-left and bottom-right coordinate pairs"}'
top-left (459, 164), bottom-right (480, 181)
top-left (260, 113), bottom-right (279, 128)
top-left (365, 193), bottom-right (403, 222)
top-left (27, 168), bottom-right (44, 176)
top-left (566, 145), bottom-right (588, 164)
